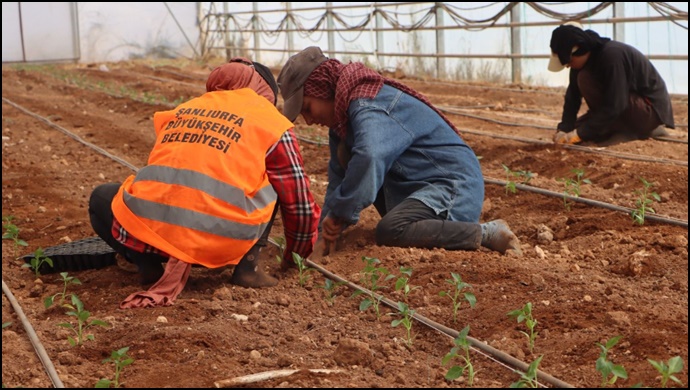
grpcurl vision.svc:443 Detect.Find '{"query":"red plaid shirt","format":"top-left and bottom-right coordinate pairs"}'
top-left (112, 128), bottom-right (321, 260)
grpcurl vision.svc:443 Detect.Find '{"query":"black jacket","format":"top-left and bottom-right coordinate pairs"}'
top-left (558, 40), bottom-right (675, 141)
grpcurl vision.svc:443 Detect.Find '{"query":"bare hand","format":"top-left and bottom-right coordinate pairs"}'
top-left (553, 130), bottom-right (581, 145)
top-left (321, 216), bottom-right (343, 242)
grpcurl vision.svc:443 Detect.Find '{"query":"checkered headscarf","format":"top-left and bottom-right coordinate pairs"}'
top-left (304, 59), bottom-right (460, 139)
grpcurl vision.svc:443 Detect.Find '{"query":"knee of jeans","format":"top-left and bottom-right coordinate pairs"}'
top-left (375, 218), bottom-right (401, 246)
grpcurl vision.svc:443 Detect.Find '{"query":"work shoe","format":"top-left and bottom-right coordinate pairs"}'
top-left (650, 125), bottom-right (670, 138)
top-left (480, 219), bottom-right (523, 256)
top-left (230, 249), bottom-right (278, 288)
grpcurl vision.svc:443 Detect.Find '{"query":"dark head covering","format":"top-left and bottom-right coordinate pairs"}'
top-left (548, 23), bottom-right (611, 72)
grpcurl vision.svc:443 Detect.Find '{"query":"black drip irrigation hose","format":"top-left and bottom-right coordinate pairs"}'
top-left (270, 249), bottom-right (575, 388)
top-left (2, 279), bottom-right (65, 388)
top-left (458, 127), bottom-right (688, 167)
top-left (4, 98), bottom-right (687, 229)
top-left (439, 105), bottom-right (689, 146)
top-left (2, 98), bottom-right (140, 172)
top-left (4, 87), bottom-right (683, 388)
top-left (484, 178), bottom-right (688, 229)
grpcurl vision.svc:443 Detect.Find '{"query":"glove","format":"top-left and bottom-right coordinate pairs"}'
top-left (553, 130), bottom-right (581, 145)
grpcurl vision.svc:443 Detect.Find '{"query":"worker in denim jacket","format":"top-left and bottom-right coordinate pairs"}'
top-left (278, 46), bottom-right (522, 257)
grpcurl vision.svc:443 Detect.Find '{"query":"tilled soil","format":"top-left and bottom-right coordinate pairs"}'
top-left (2, 59), bottom-right (688, 388)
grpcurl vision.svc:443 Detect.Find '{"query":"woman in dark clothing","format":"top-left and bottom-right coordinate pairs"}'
top-left (548, 22), bottom-right (675, 146)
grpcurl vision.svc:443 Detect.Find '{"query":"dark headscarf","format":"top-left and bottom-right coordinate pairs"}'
top-left (550, 25), bottom-right (611, 66)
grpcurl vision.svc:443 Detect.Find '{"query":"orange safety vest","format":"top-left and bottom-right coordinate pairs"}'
top-left (111, 89), bottom-right (293, 268)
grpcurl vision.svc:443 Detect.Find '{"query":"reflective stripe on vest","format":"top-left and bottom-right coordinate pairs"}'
top-left (122, 190), bottom-right (270, 241)
top-left (133, 165), bottom-right (277, 213)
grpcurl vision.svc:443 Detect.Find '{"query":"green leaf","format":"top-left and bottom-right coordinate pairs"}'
top-left (648, 359), bottom-right (664, 372)
top-left (605, 335), bottom-right (623, 349)
top-left (611, 364), bottom-right (628, 379)
top-left (667, 356), bottom-right (684, 374)
top-left (464, 292), bottom-right (477, 308)
top-left (445, 365), bottom-right (464, 380)
top-left (121, 358), bottom-right (134, 366)
top-left (44, 295), bottom-right (54, 309)
top-left (95, 379), bottom-right (112, 388)
top-left (90, 320), bottom-right (109, 327)
top-left (670, 375), bottom-right (683, 384)
top-left (391, 319), bottom-right (403, 327)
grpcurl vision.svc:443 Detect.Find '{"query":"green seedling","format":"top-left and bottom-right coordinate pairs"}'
top-left (510, 355), bottom-right (543, 388)
top-left (439, 272), bottom-right (477, 323)
top-left (352, 256), bottom-right (394, 319)
top-left (2, 215), bottom-right (28, 258)
top-left (442, 325), bottom-right (475, 386)
top-left (273, 236), bottom-right (287, 264)
top-left (95, 347), bottom-right (134, 388)
top-left (291, 252), bottom-right (314, 287)
top-left (647, 356), bottom-right (684, 388)
top-left (394, 266), bottom-right (421, 301)
top-left (390, 301), bottom-right (415, 346)
top-left (21, 247), bottom-right (54, 278)
top-left (502, 164), bottom-right (535, 194)
top-left (595, 335), bottom-right (628, 387)
top-left (558, 168), bottom-right (591, 211)
top-left (2, 322), bottom-right (11, 329)
top-left (44, 272), bottom-right (82, 309)
top-left (631, 177), bottom-right (660, 225)
top-left (319, 278), bottom-right (346, 304)
top-left (58, 294), bottom-right (108, 346)
top-left (507, 302), bottom-right (538, 354)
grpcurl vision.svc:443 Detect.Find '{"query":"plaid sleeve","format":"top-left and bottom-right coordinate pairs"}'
top-left (265, 129), bottom-right (321, 259)
top-left (112, 218), bottom-right (166, 255)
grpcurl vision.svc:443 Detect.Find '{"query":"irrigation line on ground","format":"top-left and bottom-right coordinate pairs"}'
top-left (459, 127), bottom-right (688, 167)
top-left (4, 94), bottom-right (681, 388)
top-left (284, 254), bottom-right (576, 388)
top-left (2, 96), bottom-right (572, 387)
top-left (6, 98), bottom-right (687, 228)
top-left (484, 178), bottom-right (688, 229)
top-left (5, 98), bottom-right (686, 228)
top-left (2, 98), bottom-right (140, 172)
top-left (2, 279), bottom-right (65, 388)
top-left (440, 106), bottom-right (689, 145)
top-left (296, 127), bottom-right (688, 167)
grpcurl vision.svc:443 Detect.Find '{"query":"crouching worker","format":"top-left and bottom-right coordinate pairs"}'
top-left (548, 22), bottom-right (675, 146)
top-left (277, 47), bottom-right (521, 257)
top-left (88, 58), bottom-right (321, 308)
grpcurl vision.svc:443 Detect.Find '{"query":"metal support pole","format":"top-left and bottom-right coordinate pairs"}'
top-left (510, 5), bottom-right (522, 84)
top-left (613, 3), bottom-right (626, 42)
top-left (222, 2), bottom-right (231, 60)
top-left (286, 2), bottom-right (294, 54)
top-left (375, 3), bottom-right (384, 68)
top-left (327, 2), bottom-right (335, 57)
top-left (253, 2), bottom-right (261, 62)
top-left (435, 3), bottom-right (445, 79)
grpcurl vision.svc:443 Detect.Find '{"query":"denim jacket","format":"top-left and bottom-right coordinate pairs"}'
top-left (322, 84), bottom-right (484, 226)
